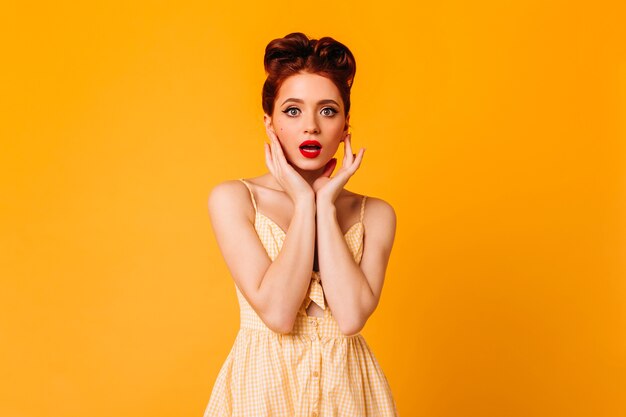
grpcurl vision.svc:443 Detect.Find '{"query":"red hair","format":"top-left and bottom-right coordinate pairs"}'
top-left (262, 32), bottom-right (356, 117)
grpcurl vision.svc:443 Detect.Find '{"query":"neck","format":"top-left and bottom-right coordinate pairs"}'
top-left (293, 166), bottom-right (326, 188)
top-left (265, 165), bottom-right (326, 191)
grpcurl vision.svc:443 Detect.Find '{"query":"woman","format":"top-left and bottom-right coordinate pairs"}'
top-left (204, 32), bottom-right (398, 417)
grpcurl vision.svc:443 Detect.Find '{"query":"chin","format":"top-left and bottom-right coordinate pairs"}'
top-left (289, 157), bottom-right (329, 171)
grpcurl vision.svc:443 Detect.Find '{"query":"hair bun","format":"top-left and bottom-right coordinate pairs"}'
top-left (261, 32), bottom-right (357, 116)
top-left (264, 32), bottom-right (313, 73)
top-left (313, 37), bottom-right (355, 87)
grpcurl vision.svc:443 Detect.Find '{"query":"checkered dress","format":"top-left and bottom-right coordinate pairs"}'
top-left (203, 179), bottom-right (398, 417)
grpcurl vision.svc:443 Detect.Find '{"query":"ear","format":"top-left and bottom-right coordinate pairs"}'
top-left (342, 114), bottom-right (351, 141)
top-left (263, 114), bottom-right (273, 131)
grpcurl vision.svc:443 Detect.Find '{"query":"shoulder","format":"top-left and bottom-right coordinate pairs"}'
top-left (339, 190), bottom-right (396, 226)
top-left (208, 179), bottom-right (248, 206)
top-left (361, 195), bottom-right (397, 243)
top-left (363, 195), bottom-right (396, 224)
top-left (207, 179), bottom-right (255, 220)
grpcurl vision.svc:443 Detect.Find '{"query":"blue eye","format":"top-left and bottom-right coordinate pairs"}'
top-left (321, 107), bottom-right (338, 116)
top-left (283, 107), bottom-right (300, 117)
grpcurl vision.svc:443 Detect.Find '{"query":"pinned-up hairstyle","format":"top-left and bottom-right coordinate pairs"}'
top-left (262, 32), bottom-right (356, 117)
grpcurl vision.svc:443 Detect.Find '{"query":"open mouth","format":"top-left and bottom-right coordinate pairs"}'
top-left (299, 140), bottom-right (322, 158)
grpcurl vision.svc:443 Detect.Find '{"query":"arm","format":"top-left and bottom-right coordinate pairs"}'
top-left (208, 181), bottom-right (316, 334)
top-left (316, 197), bottom-right (397, 336)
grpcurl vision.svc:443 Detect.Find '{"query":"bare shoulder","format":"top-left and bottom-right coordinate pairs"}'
top-left (362, 195), bottom-right (397, 247)
top-left (207, 179), bottom-right (255, 223)
top-left (363, 195), bottom-right (396, 226)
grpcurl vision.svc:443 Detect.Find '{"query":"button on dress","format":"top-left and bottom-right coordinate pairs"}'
top-left (202, 178), bottom-right (399, 417)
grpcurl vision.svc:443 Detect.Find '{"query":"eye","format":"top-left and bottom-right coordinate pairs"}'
top-left (282, 107), bottom-right (300, 117)
top-left (321, 107), bottom-right (338, 116)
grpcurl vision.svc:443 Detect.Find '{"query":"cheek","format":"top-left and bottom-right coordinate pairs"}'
top-left (330, 123), bottom-right (345, 137)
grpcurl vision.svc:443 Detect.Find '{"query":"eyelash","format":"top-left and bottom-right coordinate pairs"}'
top-left (282, 107), bottom-right (338, 117)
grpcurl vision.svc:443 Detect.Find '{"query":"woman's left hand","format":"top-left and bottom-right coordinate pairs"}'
top-left (313, 133), bottom-right (365, 205)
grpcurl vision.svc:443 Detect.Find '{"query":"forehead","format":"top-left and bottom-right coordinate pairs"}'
top-left (277, 72), bottom-right (342, 103)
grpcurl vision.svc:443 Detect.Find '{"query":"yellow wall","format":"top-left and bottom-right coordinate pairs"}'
top-left (1, 1), bottom-right (625, 416)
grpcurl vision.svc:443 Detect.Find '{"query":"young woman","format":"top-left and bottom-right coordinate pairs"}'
top-left (203, 32), bottom-right (398, 417)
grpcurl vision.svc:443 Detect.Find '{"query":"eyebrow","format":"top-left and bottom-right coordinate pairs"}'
top-left (281, 98), bottom-right (341, 107)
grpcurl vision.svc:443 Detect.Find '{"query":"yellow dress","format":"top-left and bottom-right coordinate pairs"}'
top-left (203, 178), bottom-right (398, 417)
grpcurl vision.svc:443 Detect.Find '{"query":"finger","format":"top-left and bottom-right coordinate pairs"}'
top-left (264, 142), bottom-right (276, 176)
top-left (348, 148), bottom-right (366, 174)
top-left (341, 136), bottom-right (348, 164)
top-left (267, 127), bottom-right (288, 168)
top-left (344, 133), bottom-right (354, 164)
top-left (267, 126), bottom-right (282, 151)
top-left (268, 127), bottom-right (279, 146)
top-left (265, 126), bottom-right (276, 144)
top-left (267, 128), bottom-right (282, 172)
top-left (266, 126), bottom-right (280, 152)
top-left (273, 133), bottom-right (287, 161)
top-left (267, 131), bottom-right (283, 177)
top-left (264, 142), bottom-right (271, 161)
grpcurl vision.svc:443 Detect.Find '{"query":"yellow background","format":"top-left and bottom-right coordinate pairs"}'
top-left (1, 1), bottom-right (625, 416)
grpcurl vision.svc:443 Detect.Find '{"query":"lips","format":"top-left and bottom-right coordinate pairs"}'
top-left (299, 140), bottom-right (322, 158)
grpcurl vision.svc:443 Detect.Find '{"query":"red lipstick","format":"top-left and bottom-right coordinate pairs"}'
top-left (299, 140), bottom-right (322, 158)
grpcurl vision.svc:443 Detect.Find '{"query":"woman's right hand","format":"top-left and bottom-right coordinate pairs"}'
top-left (264, 126), bottom-right (315, 204)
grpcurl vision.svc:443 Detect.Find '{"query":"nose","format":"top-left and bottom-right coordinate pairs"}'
top-left (303, 114), bottom-right (320, 134)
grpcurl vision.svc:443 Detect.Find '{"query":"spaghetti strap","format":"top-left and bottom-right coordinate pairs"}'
top-left (359, 195), bottom-right (367, 223)
top-left (238, 178), bottom-right (257, 212)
